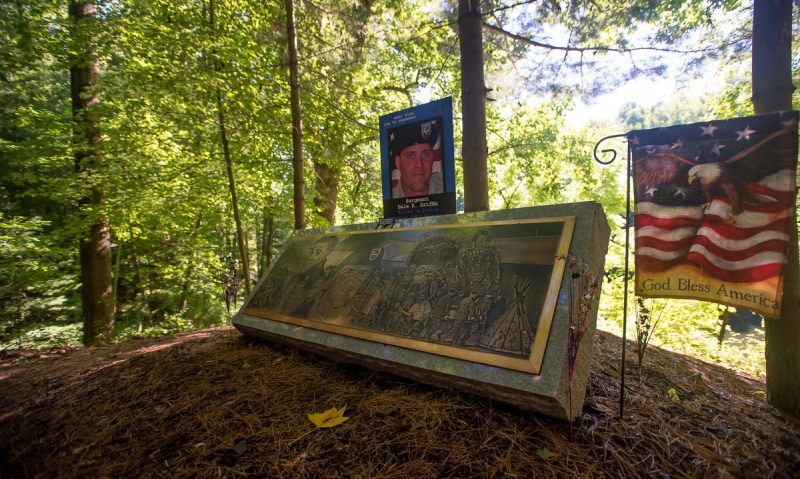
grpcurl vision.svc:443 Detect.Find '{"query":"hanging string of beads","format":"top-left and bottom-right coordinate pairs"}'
top-left (555, 252), bottom-right (600, 438)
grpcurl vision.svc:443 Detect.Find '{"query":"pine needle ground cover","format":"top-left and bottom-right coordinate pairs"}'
top-left (1, 328), bottom-right (798, 478)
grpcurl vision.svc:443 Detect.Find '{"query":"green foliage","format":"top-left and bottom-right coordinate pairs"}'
top-left (485, 100), bottom-right (626, 215)
top-left (115, 311), bottom-right (198, 341)
top-left (706, 3), bottom-right (800, 115)
top-left (617, 97), bottom-right (712, 131)
top-left (0, 213), bottom-right (79, 344)
top-left (1, 321), bottom-right (83, 350)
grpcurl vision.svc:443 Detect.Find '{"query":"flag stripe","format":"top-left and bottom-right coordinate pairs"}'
top-left (690, 233), bottom-right (789, 256)
top-left (694, 216), bottom-right (792, 241)
top-left (704, 200), bottom-right (790, 218)
top-left (688, 241), bottom-right (788, 267)
top-left (683, 252), bottom-right (786, 283)
top-left (636, 235), bottom-right (695, 253)
top-left (636, 225), bottom-right (698, 242)
top-left (635, 202), bottom-right (705, 219)
top-left (635, 215), bottom-right (703, 230)
top-left (638, 246), bottom-right (691, 262)
top-left (692, 226), bottom-right (790, 250)
top-left (753, 169), bottom-right (797, 192)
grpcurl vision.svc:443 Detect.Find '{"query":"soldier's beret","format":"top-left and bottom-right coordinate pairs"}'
top-left (389, 120), bottom-right (437, 158)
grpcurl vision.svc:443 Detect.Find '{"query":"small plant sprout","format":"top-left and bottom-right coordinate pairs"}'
top-left (717, 305), bottom-right (732, 346)
top-left (667, 388), bottom-right (680, 402)
top-left (634, 296), bottom-right (667, 376)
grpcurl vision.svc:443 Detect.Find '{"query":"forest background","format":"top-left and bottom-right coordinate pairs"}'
top-left (1, 0), bottom-right (797, 379)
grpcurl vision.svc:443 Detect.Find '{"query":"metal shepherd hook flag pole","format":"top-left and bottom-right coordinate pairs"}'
top-left (593, 132), bottom-right (632, 419)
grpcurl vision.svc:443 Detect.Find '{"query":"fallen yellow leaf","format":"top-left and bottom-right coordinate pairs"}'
top-left (308, 405), bottom-right (349, 428)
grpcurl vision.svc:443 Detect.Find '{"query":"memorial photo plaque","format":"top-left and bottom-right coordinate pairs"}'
top-left (379, 97), bottom-right (457, 219)
top-left (243, 217), bottom-right (574, 374)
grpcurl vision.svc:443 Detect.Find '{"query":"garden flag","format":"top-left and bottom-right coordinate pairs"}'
top-left (630, 111), bottom-right (798, 318)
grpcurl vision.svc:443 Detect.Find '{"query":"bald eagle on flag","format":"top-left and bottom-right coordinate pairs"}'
top-left (633, 128), bottom-right (795, 224)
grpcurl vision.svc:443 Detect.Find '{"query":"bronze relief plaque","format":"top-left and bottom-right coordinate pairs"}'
top-left (243, 217), bottom-right (574, 374)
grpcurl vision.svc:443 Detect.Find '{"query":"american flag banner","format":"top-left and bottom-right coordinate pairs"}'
top-left (630, 111), bottom-right (798, 318)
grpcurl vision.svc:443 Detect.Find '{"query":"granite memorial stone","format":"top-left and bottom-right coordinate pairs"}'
top-left (234, 202), bottom-right (610, 420)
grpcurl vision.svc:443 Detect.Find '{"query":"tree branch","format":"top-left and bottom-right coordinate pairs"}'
top-left (381, 86), bottom-right (415, 108)
top-left (481, 0), bottom-right (541, 17)
top-left (482, 22), bottom-right (743, 55)
top-left (300, 86), bottom-right (377, 132)
top-left (488, 141), bottom-right (547, 157)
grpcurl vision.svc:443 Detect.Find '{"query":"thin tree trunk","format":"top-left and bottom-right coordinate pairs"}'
top-left (260, 214), bottom-right (272, 278)
top-left (260, 212), bottom-right (275, 278)
top-left (286, 0), bottom-right (306, 229)
top-left (752, 0), bottom-right (799, 419)
top-left (112, 239), bottom-right (122, 314)
top-left (256, 221), bottom-right (262, 276)
top-left (128, 221), bottom-right (150, 330)
top-left (70, 0), bottom-right (113, 346)
top-left (267, 215), bottom-right (274, 269)
top-left (459, 0), bottom-right (489, 213)
top-left (207, 0), bottom-right (251, 296)
top-left (180, 214), bottom-right (203, 309)
top-left (217, 88), bottom-right (252, 296)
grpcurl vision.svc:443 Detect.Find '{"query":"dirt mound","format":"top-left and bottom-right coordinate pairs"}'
top-left (0, 327), bottom-right (798, 478)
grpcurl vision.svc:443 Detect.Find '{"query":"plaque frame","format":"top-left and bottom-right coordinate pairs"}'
top-left (242, 217), bottom-right (574, 374)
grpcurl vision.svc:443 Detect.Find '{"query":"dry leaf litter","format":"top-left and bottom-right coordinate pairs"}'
top-left (0, 327), bottom-right (798, 478)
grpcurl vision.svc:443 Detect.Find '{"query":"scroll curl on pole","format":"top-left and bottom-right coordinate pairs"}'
top-left (593, 133), bottom-right (628, 165)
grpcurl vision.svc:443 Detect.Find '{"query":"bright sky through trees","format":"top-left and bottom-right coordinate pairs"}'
top-left (499, 3), bottom-right (752, 129)
top-left (565, 61), bottom-right (729, 128)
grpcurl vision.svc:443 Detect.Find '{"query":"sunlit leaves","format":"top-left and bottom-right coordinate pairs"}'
top-left (485, 99), bottom-right (620, 212)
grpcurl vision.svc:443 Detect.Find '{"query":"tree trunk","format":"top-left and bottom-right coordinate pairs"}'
top-left (313, 160), bottom-right (339, 225)
top-left (70, 0), bottom-right (114, 346)
top-left (286, 0), bottom-right (306, 230)
top-left (752, 0), bottom-right (799, 419)
top-left (752, 0), bottom-right (794, 112)
top-left (217, 88), bottom-right (252, 296)
top-left (459, 0), bottom-right (489, 213)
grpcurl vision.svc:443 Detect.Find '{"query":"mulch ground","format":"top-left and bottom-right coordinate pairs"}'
top-left (0, 326), bottom-right (798, 479)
